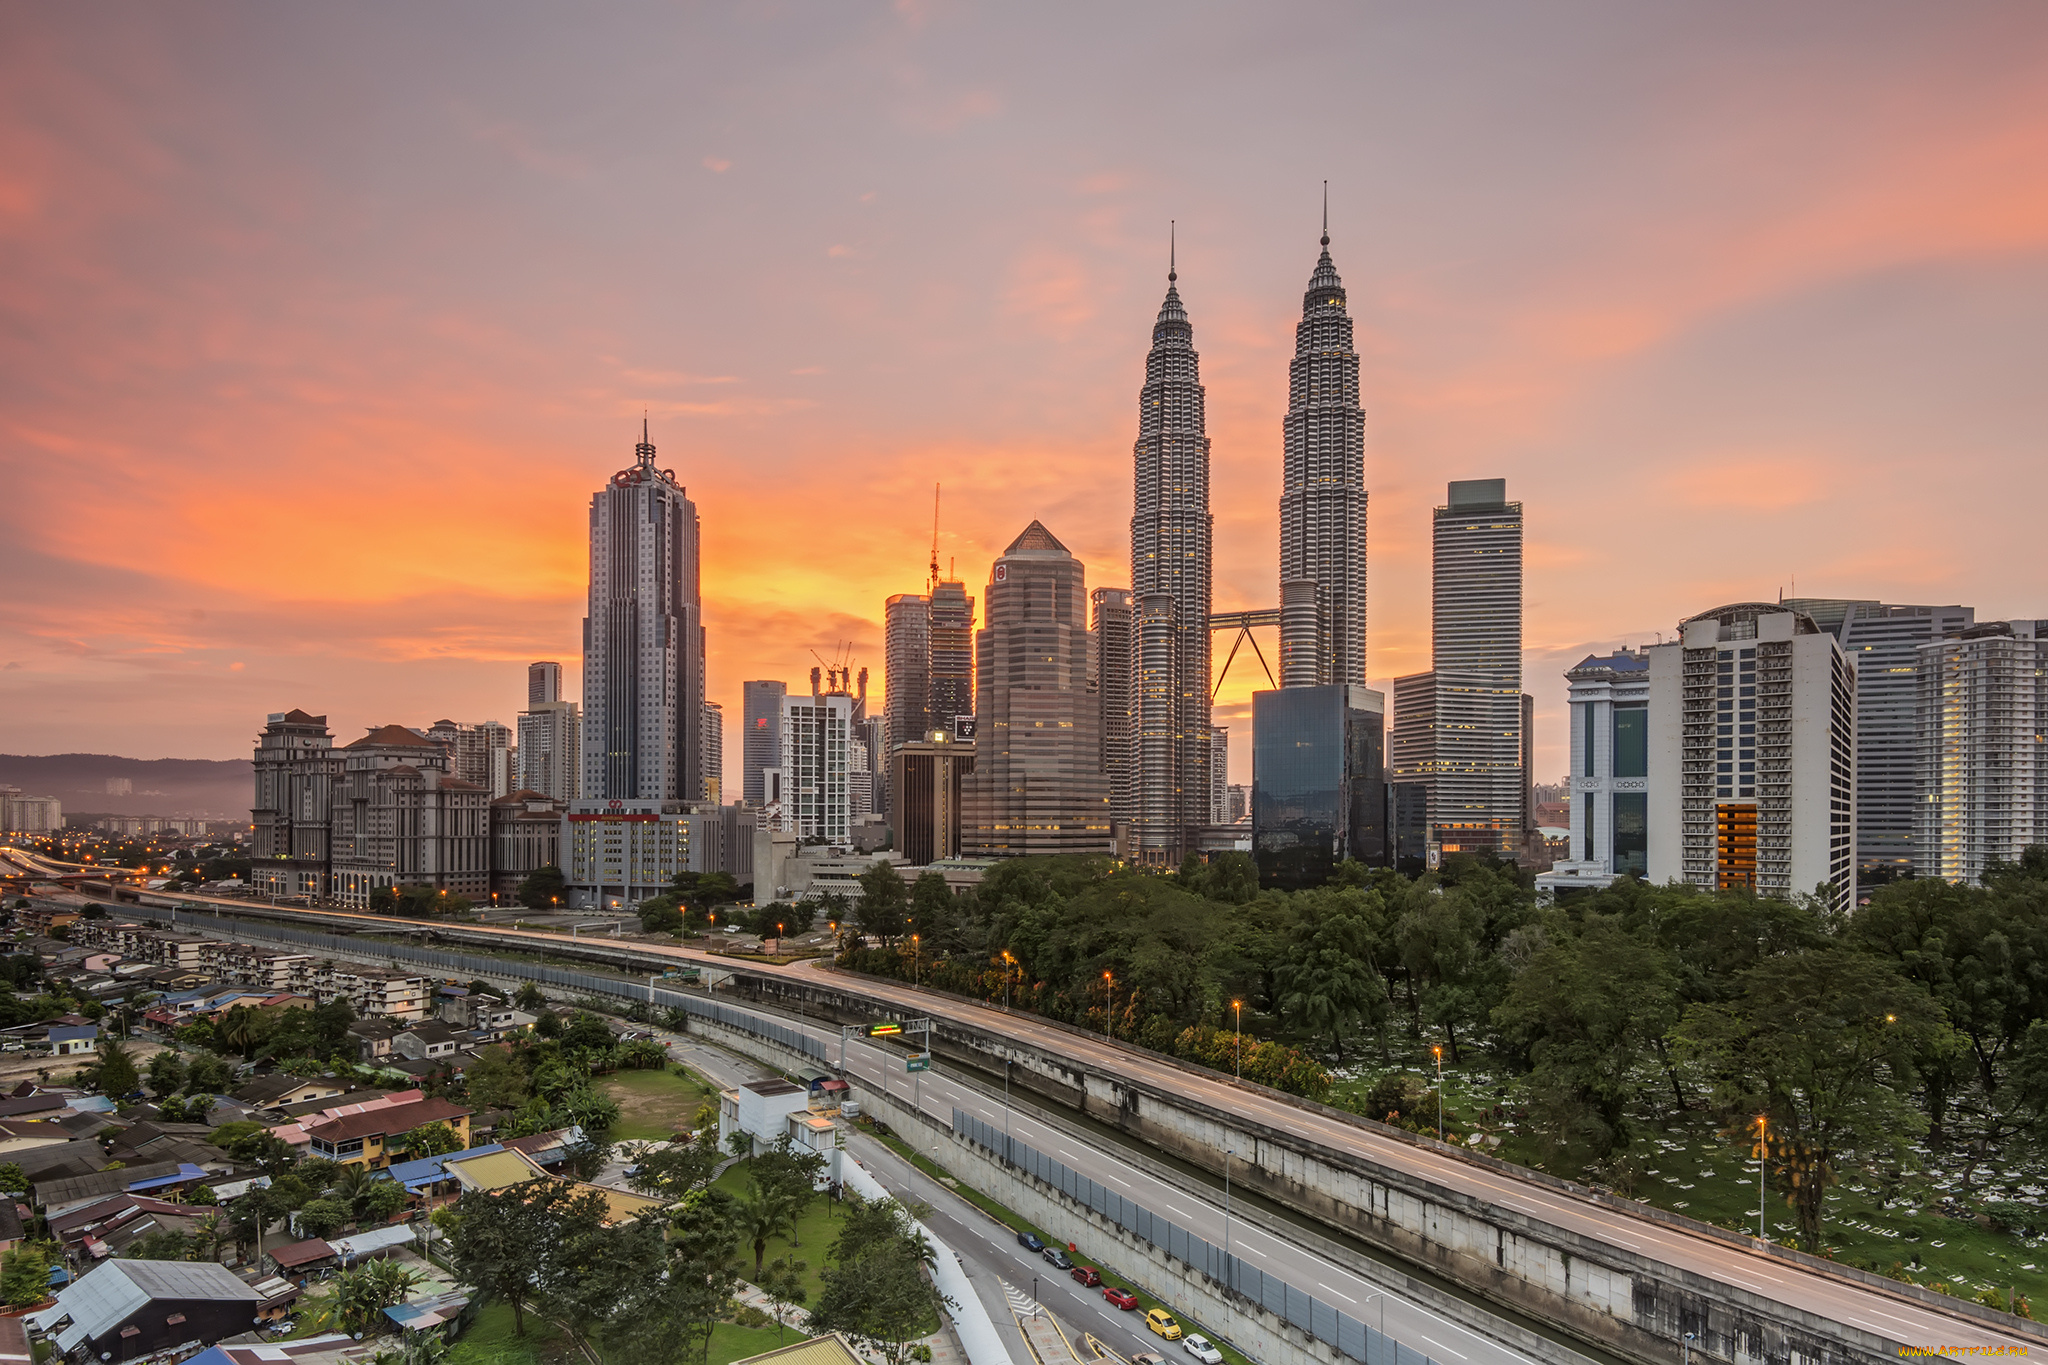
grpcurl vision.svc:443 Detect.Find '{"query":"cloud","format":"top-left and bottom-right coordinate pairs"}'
top-left (703, 156), bottom-right (732, 173)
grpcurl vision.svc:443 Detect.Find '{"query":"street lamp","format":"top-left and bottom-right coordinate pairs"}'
top-left (1102, 970), bottom-right (1114, 1040)
top-left (1433, 1045), bottom-right (1444, 1142)
top-left (777, 921), bottom-right (785, 954)
top-left (1232, 999), bottom-right (1243, 1079)
top-left (1360, 1291), bottom-right (1386, 1341)
top-left (1754, 1114), bottom-right (1770, 1241)
top-left (912, 934), bottom-right (921, 987)
top-left (1002, 951), bottom-right (1016, 1009)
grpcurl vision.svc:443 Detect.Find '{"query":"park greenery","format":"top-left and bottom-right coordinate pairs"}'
top-left (833, 848), bottom-right (2048, 1261)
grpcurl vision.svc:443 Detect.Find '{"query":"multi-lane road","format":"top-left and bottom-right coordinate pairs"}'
top-left (7, 849), bottom-right (2037, 1353)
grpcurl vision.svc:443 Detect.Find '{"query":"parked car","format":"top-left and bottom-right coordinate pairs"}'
top-left (1131, 1354), bottom-right (1165, 1365)
top-left (1145, 1310), bottom-right (1183, 1340)
top-left (1103, 1287), bottom-right (1139, 1311)
top-left (1017, 1231), bottom-right (1045, 1253)
top-left (1041, 1246), bottom-right (1073, 1270)
top-left (1070, 1265), bottom-right (1101, 1288)
top-left (1183, 1335), bottom-right (1223, 1365)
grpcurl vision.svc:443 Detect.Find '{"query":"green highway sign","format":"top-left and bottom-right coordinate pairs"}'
top-left (906, 1053), bottom-right (932, 1072)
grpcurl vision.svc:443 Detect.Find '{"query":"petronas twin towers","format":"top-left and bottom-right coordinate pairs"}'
top-left (1125, 218), bottom-right (1369, 865)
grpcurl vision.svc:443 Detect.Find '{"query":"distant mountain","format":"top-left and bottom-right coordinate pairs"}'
top-left (0, 753), bottom-right (252, 819)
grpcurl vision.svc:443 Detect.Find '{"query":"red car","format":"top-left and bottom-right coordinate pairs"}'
top-left (1103, 1286), bottom-right (1138, 1310)
top-left (1071, 1265), bottom-right (1101, 1288)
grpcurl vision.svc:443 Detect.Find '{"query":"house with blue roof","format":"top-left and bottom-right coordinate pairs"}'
top-left (376, 1143), bottom-right (504, 1203)
top-left (45, 1024), bottom-right (98, 1056)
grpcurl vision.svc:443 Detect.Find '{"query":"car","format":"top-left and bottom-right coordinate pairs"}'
top-left (1182, 1336), bottom-right (1223, 1365)
top-left (1016, 1231), bottom-right (1045, 1253)
top-left (1103, 1286), bottom-right (1138, 1310)
top-left (1145, 1309), bottom-right (1183, 1340)
top-left (1041, 1246), bottom-right (1073, 1270)
top-left (1070, 1265), bottom-right (1100, 1287)
top-left (1130, 1355), bottom-right (1165, 1365)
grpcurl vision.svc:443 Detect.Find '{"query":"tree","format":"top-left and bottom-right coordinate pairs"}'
top-left (295, 1197), bottom-right (350, 1240)
top-left (1272, 899), bottom-right (1389, 1063)
top-left (1, 1246), bottom-right (49, 1307)
top-left (563, 1011), bottom-right (614, 1053)
top-left (184, 1050), bottom-right (233, 1094)
top-left (146, 1050), bottom-right (187, 1096)
top-left (608, 1190), bottom-right (741, 1365)
top-left (812, 1195), bottom-right (947, 1365)
top-left (326, 1258), bottom-right (427, 1334)
top-left (360, 1178), bottom-right (409, 1224)
top-left (515, 981), bottom-right (548, 1011)
top-left (517, 865), bottom-right (567, 911)
top-left (752, 1137), bottom-right (827, 1246)
top-left (126, 1229), bottom-right (193, 1261)
top-left (760, 1255), bottom-right (809, 1340)
top-left (628, 1138), bottom-right (719, 1200)
top-left (1672, 946), bottom-right (1947, 1250)
top-left (734, 1184), bottom-right (791, 1279)
top-left (640, 899), bottom-right (686, 934)
top-left (855, 862), bottom-right (908, 943)
top-left (0, 1163), bottom-right (27, 1197)
top-left (393, 1122), bottom-right (463, 1160)
top-left (463, 1043), bottom-right (530, 1111)
top-left (94, 1038), bottom-right (140, 1097)
top-left (448, 1182), bottom-right (551, 1336)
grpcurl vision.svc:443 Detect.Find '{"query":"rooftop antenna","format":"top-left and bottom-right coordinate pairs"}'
top-left (1169, 220), bottom-right (1176, 283)
top-left (929, 484), bottom-right (942, 594)
top-left (1322, 180), bottom-right (1329, 247)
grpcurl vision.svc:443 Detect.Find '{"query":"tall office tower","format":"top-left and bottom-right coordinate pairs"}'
top-left (1278, 219), bottom-right (1368, 686)
top-left (701, 700), bottom-right (724, 805)
top-left (1279, 579), bottom-right (1322, 687)
top-left (528, 662), bottom-right (563, 707)
top-left (928, 580), bottom-right (976, 735)
top-left (581, 422), bottom-right (705, 803)
top-left (1646, 603), bottom-right (1856, 914)
top-left (741, 681), bottom-right (787, 807)
top-left (1388, 671), bottom-right (1436, 868)
top-left (517, 702), bottom-right (581, 801)
top-left (1128, 249), bottom-right (1213, 865)
top-left (1430, 479), bottom-right (1524, 858)
top-left (781, 690), bottom-right (854, 845)
top-left (890, 733), bottom-right (975, 865)
top-left (1556, 649), bottom-right (1650, 881)
top-left (962, 521), bottom-right (1112, 857)
top-left (1915, 620), bottom-right (2048, 885)
top-left (1787, 599), bottom-right (1975, 879)
top-left (1090, 588), bottom-right (1135, 825)
top-left (250, 709), bottom-right (338, 899)
top-left (1210, 727), bottom-right (1230, 825)
top-left (1251, 685), bottom-right (1386, 887)
top-left (861, 714), bottom-right (888, 817)
top-left (885, 593), bottom-right (932, 748)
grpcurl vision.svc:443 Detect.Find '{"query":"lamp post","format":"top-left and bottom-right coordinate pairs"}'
top-left (1232, 999), bottom-right (1243, 1079)
top-left (1433, 1045), bottom-right (1444, 1142)
top-left (1102, 970), bottom-right (1114, 1040)
top-left (1360, 1291), bottom-right (1386, 1342)
top-left (1754, 1114), bottom-right (1769, 1241)
top-left (777, 921), bottom-right (785, 954)
top-left (1682, 1331), bottom-right (1696, 1365)
top-left (913, 934), bottom-right (921, 987)
top-left (1002, 951), bottom-right (1015, 1009)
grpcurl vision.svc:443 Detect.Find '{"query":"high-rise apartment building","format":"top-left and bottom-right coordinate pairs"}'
top-left (928, 579), bottom-right (975, 737)
top-left (742, 681), bottom-right (787, 808)
top-left (1278, 221), bottom-right (1368, 687)
top-left (0, 792), bottom-right (62, 834)
top-left (1786, 599), bottom-right (1976, 880)
top-left (1914, 619), bottom-right (2048, 885)
top-left (1646, 603), bottom-right (1855, 913)
top-left (1091, 588), bottom-right (1135, 827)
top-left (1388, 671), bottom-right (1435, 869)
top-left (1129, 251), bottom-right (1213, 865)
top-left (963, 521), bottom-right (1112, 857)
top-left (885, 594), bottom-right (932, 751)
top-left (528, 662), bottom-right (563, 707)
top-left (1431, 479), bottom-right (1524, 858)
top-left (516, 702), bottom-right (581, 802)
top-left (782, 690), bottom-right (854, 845)
top-left (582, 423), bottom-right (705, 804)
top-left (331, 725), bottom-right (491, 908)
top-left (251, 709), bottom-right (339, 898)
top-left (702, 700), bottom-right (724, 805)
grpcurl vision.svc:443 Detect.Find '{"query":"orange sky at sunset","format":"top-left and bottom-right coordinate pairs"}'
top-left (4, 4), bottom-right (2047, 791)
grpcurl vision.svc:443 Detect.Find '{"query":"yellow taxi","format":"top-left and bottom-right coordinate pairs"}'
top-left (1145, 1310), bottom-right (1183, 1340)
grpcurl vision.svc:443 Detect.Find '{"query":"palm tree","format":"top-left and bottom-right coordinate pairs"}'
top-left (190, 1212), bottom-right (227, 1264)
top-left (320, 1258), bottom-right (427, 1334)
top-left (333, 1164), bottom-right (377, 1218)
top-left (734, 1186), bottom-right (790, 1280)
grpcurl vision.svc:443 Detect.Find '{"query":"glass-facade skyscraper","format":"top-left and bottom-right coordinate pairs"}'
top-left (1430, 478), bottom-right (1523, 857)
top-left (1251, 684), bottom-right (1386, 888)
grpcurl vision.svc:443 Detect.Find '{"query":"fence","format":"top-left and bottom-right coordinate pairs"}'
top-left (953, 1109), bottom-right (1438, 1365)
top-left (119, 902), bottom-right (829, 1065)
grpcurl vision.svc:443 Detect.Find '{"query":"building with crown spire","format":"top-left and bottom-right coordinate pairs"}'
top-left (580, 423), bottom-right (706, 804)
top-left (962, 521), bottom-right (1111, 858)
top-left (1279, 211), bottom-right (1368, 686)
top-left (1129, 239), bottom-right (1214, 866)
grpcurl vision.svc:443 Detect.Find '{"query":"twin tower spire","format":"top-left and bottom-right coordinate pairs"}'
top-left (1124, 198), bottom-right (1369, 865)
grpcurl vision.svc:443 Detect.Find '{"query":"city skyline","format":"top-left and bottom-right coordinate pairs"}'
top-left (5, 6), bottom-right (2048, 792)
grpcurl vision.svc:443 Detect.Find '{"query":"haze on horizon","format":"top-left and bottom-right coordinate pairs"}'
top-left (3, 2), bottom-right (2046, 789)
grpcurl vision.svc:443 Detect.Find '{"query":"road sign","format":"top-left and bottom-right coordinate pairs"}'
top-left (866, 1022), bottom-right (904, 1037)
top-left (906, 1053), bottom-right (932, 1072)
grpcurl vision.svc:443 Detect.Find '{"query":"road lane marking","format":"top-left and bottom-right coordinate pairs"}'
top-left (1324, 1288), bottom-right (1355, 1303)
top-left (1416, 1336), bottom-right (1466, 1360)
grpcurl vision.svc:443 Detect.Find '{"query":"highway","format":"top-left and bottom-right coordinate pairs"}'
top-left (5, 847), bottom-right (2035, 1353)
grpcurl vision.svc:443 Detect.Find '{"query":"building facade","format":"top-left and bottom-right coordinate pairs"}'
top-left (1278, 224), bottom-right (1368, 688)
top-left (1388, 671), bottom-right (1435, 869)
top-left (489, 793), bottom-right (563, 899)
top-left (702, 699), bottom-right (724, 804)
top-left (742, 680), bottom-right (787, 808)
top-left (516, 702), bottom-right (581, 802)
top-left (884, 593), bottom-right (931, 756)
top-left (963, 521), bottom-right (1112, 857)
top-left (528, 661), bottom-right (563, 706)
top-left (330, 726), bottom-right (491, 908)
top-left (1646, 603), bottom-right (1855, 912)
top-left (1914, 619), bottom-right (2048, 885)
top-left (564, 798), bottom-right (692, 910)
top-left (1091, 587), bottom-right (1135, 829)
top-left (1129, 255), bottom-right (1214, 866)
top-left (1541, 649), bottom-right (1651, 890)
top-left (1430, 479), bottom-right (1525, 858)
top-left (928, 579), bottom-right (976, 737)
top-left (582, 423), bottom-right (706, 804)
top-left (782, 691), bottom-right (854, 845)
top-left (1787, 599), bottom-right (1976, 880)
top-left (889, 735), bottom-right (975, 866)
top-left (1251, 684), bottom-right (1386, 888)
top-left (251, 710), bottom-right (339, 898)
top-left (1, 790), bottom-right (63, 834)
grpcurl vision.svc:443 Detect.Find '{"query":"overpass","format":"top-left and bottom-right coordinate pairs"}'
top-left (11, 849), bottom-right (2039, 1362)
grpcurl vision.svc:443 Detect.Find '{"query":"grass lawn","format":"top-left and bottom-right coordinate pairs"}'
top-left (713, 1157), bottom-right (847, 1305)
top-left (708, 1320), bottom-right (802, 1365)
top-left (602, 1064), bottom-right (718, 1141)
top-left (445, 1299), bottom-right (581, 1365)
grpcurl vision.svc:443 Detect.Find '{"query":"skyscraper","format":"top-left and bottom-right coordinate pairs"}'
top-left (1388, 673), bottom-right (1435, 870)
top-left (517, 702), bottom-right (580, 802)
top-left (581, 423), bottom-right (705, 803)
top-left (1430, 479), bottom-right (1524, 857)
top-left (962, 521), bottom-right (1111, 857)
top-left (782, 689), bottom-right (854, 845)
top-left (885, 593), bottom-right (932, 748)
top-left (1129, 243), bottom-right (1213, 865)
top-left (1090, 587), bottom-right (1134, 827)
top-left (701, 700), bottom-right (724, 804)
top-left (1278, 216), bottom-right (1368, 686)
top-left (1914, 619), bottom-right (2048, 885)
top-left (1251, 684), bottom-right (1386, 887)
top-left (528, 662), bottom-right (563, 707)
top-left (741, 681), bottom-right (787, 808)
top-left (928, 579), bottom-right (975, 736)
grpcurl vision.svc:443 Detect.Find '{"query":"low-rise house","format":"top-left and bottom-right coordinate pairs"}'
top-left (25, 1259), bottom-right (268, 1363)
top-left (392, 1020), bottom-right (461, 1062)
top-left (439, 991), bottom-right (517, 1038)
top-left (234, 1075), bottom-right (352, 1111)
top-left (718, 1079), bottom-right (810, 1154)
top-left (179, 1333), bottom-right (358, 1365)
top-left (304, 1096), bottom-right (470, 1170)
top-left (0, 1119), bottom-right (73, 1159)
top-left (378, 1143), bottom-right (504, 1205)
top-left (0, 1201), bottom-right (22, 1256)
top-left (347, 1018), bottom-right (400, 1062)
top-left (34, 1161), bottom-right (194, 1218)
top-left (49, 1194), bottom-right (212, 1264)
top-left (325, 1223), bottom-right (416, 1265)
top-left (265, 1238), bottom-right (338, 1279)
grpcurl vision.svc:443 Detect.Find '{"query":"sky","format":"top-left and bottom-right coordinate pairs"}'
top-left (3, 3), bottom-right (2047, 791)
